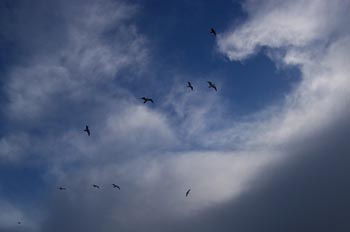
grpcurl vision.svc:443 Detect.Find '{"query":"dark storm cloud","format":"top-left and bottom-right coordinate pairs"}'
top-left (39, 112), bottom-right (350, 232)
top-left (165, 112), bottom-right (350, 232)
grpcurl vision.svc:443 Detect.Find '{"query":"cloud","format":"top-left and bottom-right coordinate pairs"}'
top-left (152, 112), bottom-right (350, 232)
top-left (2, 0), bottom-right (148, 121)
top-left (0, 133), bottom-right (31, 162)
top-left (0, 0), bottom-right (349, 231)
top-left (0, 200), bottom-right (40, 232)
top-left (217, 0), bottom-right (349, 60)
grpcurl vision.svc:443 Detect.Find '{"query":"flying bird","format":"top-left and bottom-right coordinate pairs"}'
top-left (186, 189), bottom-right (191, 197)
top-left (17, 222), bottom-right (21, 225)
top-left (92, 184), bottom-right (100, 189)
top-left (84, 125), bottom-right (90, 136)
top-left (187, 82), bottom-right (193, 91)
top-left (141, 97), bottom-right (154, 104)
top-left (208, 81), bottom-right (217, 91)
top-left (210, 28), bottom-right (216, 37)
top-left (112, 184), bottom-right (121, 190)
top-left (58, 187), bottom-right (66, 190)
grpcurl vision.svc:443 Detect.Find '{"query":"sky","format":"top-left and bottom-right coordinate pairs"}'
top-left (0, 0), bottom-right (349, 231)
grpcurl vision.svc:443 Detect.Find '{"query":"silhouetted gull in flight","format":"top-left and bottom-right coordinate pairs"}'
top-left (187, 82), bottom-right (193, 91)
top-left (141, 97), bottom-right (154, 104)
top-left (84, 125), bottom-right (90, 136)
top-left (92, 184), bottom-right (100, 189)
top-left (186, 189), bottom-right (191, 197)
top-left (208, 81), bottom-right (217, 91)
top-left (210, 28), bottom-right (216, 37)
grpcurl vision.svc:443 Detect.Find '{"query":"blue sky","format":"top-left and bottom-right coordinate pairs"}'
top-left (0, 0), bottom-right (349, 231)
top-left (128, 0), bottom-right (301, 116)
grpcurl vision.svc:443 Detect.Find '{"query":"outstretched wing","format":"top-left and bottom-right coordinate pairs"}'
top-left (188, 82), bottom-right (193, 90)
top-left (84, 126), bottom-right (90, 136)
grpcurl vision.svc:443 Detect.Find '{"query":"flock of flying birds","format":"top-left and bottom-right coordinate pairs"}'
top-left (69, 29), bottom-right (218, 197)
top-left (16, 28), bottom-right (218, 226)
top-left (79, 81), bottom-right (217, 195)
top-left (140, 80), bottom-right (217, 104)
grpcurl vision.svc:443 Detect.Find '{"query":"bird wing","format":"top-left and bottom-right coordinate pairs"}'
top-left (188, 82), bottom-right (193, 90)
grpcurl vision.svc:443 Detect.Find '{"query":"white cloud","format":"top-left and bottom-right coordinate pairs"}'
top-left (218, 0), bottom-right (349, 60)
top-left (1, 0), bottom-right (349, 231)
top-left (2, 0), bottom-right (148, 121)
top-left (216, 0), bottom-right (350, 148)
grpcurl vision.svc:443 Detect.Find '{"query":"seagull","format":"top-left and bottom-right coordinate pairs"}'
top-left (92, 184), bottom-right (100, 189)
top-left (141, 97), bottom-right (154, 104)
top-left (210, 28), bottom-right (217, 37)
top-left (186, 189), bottom-right (191, 197)
top-left (58, 187), bottom-right (67, 190)
top-left (112, 184), bottom-right (121, 190)
top-left (17, 221), bottom-right (21, 225)
top-left (84, 125), bottom-right (90, 136)
top-left (208, 81), bottom-right (217, 91)
top-left (187, 82), bottom-right (193, 91)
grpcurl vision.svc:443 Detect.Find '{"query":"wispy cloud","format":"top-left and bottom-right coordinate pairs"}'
top-left (0, 0), bottom-right (349, 231)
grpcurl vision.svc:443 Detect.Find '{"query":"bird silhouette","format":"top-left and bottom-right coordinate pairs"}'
top-left (92, 184), bottom-right (100, 189)
top-left (84, 125), bottom-right (90, 136)
top-left (210, 28), bottom-right (217, 37)
top-left (112, 184), bottom-right (121, 190)
top-left (186, 189), bottom-right (191, 197)
top-left (208, 81), bottom-right (217, 91)
top-left (58, 187), bottom-right (67, 190)
top-left (187, 82), bottom-right (193, 91)
top-left (141, 97), bottom-right (154, 104)
top-left (17, 221), bottom-right (21, 225)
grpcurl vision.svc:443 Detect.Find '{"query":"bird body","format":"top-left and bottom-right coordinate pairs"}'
top-left (186, 189), bottom-right (191, 197)
top-left (187, 82), bottom-right (193, 91)
top-left (84, 125), bottom-right (90, 136)
top-left (208, 81), bottom-right (217, 91)
top-left (58, 187), bottom-right (66, 190)
top-left (141, 97), bottom-right (154, 104)
top-left (112, 184), bottom-right (121, 190)
top-left (92, 184), bottom-right (100, 189)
